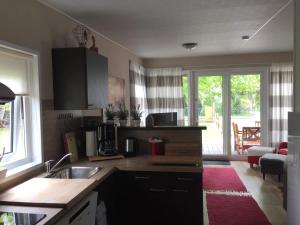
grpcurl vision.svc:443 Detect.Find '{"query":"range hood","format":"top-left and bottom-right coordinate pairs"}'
top-left (0, 82), bottom-right (15, 104)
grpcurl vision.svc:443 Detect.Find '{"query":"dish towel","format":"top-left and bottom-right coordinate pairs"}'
top-left (96, 201), bottom-right (108, 225)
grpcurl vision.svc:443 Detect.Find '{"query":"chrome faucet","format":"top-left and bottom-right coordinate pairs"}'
top-left (45, 153), bottom-right (72, 173)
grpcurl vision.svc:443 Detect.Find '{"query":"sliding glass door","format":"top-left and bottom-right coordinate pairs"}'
top-left (191, 68), bottom-right (268, 158)
top-left (196, 75), bottom-right (224, 155)
top-left (230, 74), bottom-right (261, 155)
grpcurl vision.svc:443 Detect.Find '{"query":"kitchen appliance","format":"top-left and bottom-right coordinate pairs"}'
top-left (55, 192), bottom-right (97, 225)
top-left (124, 137), bottom-right (137, 157)
top-left (146, 112), bottom-right (177, 127)
top-left (0, 211), bottom-right (46, 225)
top-left (83, 114), bottom-right (103, 157)
top-left (149, 137), bottom-right (165, 155)
top-left (98, 123), bottom-right (118, 156)
top-left (287, 112), bottom-right (300, 225)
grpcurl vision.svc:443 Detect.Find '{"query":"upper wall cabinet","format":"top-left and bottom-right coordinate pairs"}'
top-left (52, 47), bottom-right (108, 110)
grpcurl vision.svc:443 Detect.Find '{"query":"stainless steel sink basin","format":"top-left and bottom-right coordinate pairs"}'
top-left (47, 166), bottom-right (100, 179)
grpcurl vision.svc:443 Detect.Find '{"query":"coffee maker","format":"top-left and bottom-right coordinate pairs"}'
top-left (97, 123), bottom-right (118, 156)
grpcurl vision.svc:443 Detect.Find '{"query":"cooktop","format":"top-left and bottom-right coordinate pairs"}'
top-left (0, 211), bottom-right (46, 225)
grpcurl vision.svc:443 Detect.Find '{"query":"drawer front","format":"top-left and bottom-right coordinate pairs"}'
top-left (127, 171), bottom-right (169, 186)
top-left (169, 173), bottom-right (202, 192)
top-left (126, 172), bottom-right (201, 193)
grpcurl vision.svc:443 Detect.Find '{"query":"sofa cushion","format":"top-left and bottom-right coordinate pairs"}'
top-left (247, 146), bottom-right (275, 156)
top-left (278, 148), bottom-right (288, 155)
top-left (260, 153), bottom-right (287, 163)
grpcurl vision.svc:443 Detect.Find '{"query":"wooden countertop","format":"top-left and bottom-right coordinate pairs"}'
top-left (0, 155), bottom-right (202, 225)
top-left (118, 126), bottom-right (206, 130)
top-left (0, 178), bottom-right (97, 208)
top-left (74, 155), bottom-right (202, 174)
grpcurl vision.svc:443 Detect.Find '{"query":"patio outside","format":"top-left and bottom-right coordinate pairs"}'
top-left (183, 74), bottom-right (261, 155)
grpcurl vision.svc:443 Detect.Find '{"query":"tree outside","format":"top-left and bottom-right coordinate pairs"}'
top-left (182, 74), bottom-right (261, 154)
top-left (231, 75), bottom-right (260, 116)
top-left (182, 74), bottom-right (260, 124)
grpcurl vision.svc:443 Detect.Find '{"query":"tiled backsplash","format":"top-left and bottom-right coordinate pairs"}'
top-left (41, 100), bottom-right (83, 161)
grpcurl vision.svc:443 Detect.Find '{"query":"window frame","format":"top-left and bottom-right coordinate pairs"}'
top-left (0, 41), bottom-right (42, 174)
top-left (0, 101), bottom-right (14, 155)
top-left (2, 97), bottom-right (31, 170)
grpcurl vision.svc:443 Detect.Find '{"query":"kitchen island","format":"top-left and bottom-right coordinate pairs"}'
top-left (117, 126), bottom-right (206, 155)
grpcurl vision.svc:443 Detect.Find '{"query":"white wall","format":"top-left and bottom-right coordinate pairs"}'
top-left (0, 0), bottom-right (142, 109)
top-left (0, 0), bottom-right (142, 160)
top-left (143, 52), bottom-right (292, 69)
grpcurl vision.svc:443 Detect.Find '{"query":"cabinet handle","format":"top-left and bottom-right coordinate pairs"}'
top-left (150, 188), bottom-right (166, 192)
top-left (172, 189), bottom-right (189, 193)
top-left (177, 177), bottom-right (193, 181)
top-left (135, 176), bottom-right (150, 180)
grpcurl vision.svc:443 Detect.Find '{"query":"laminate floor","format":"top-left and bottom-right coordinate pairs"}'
top-left (230, 161), bottom-right (286, 225)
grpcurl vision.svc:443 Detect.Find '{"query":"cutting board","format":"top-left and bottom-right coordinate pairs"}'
top-left (88, 154), bottom-right (125, 162)
top-left (64, 132), bottom-right (78, 163)
top-left (149, 156), bottom-right (201, 166)
top-left (0, 178), bottom-right (97, 208)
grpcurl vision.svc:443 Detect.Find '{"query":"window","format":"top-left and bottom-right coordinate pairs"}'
top-left (0, 45), bottom-right (41, 173)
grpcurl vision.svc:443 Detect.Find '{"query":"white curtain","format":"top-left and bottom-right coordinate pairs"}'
top-left (129, 61), bottom-right (148, 125)
top-left (0, 47), bottom-right (32, 95)
top-left (146, 67), bottom-right (184, 125)
top-left (270, 63), bottom-right (293, 145)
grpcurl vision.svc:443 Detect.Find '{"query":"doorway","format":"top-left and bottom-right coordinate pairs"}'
top-left (189, 67), bottom-right (268, 159)
top-left (196, 75), bottom-right (224, 155)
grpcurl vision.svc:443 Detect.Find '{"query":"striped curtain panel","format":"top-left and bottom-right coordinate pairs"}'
top-left (129, 61), bottom-right (148, 124)
top-left (146, 67), bottom-right (184, 125)
top-left (270, 63), bottom-right (293, 146)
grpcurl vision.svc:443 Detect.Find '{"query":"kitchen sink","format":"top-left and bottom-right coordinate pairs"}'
top-left (47, 166), bottom-right (100, 179)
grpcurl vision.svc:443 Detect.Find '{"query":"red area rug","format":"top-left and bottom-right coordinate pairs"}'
top-left (206, 194), bottom-right (271, 225)
top-left (204, 167), bottom-right (247, 192)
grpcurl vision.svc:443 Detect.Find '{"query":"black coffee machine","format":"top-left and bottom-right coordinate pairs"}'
top-left (97, 123), bottom-right (118, 156)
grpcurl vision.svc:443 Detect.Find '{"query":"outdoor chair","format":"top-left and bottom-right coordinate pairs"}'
top-left (242, 127), bottom-right (261, 152)
top-left (232, 122), bottom-right (242, 152)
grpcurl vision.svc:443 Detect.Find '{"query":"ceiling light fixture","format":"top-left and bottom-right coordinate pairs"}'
top-left (241, 35), bottom-right (250, 40)
top-left (182, 42), bottom-right (198, 50)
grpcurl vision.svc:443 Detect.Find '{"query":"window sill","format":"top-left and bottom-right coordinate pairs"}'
top-left (6, 161), bottom-right (42, 177)
top-left (0, 162), bottom-right (44, 192)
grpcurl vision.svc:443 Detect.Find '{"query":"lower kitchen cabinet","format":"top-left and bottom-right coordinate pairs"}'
top-left (94, 170), bottom-right (203, 225)
top-left (94, 173), bottom-right (117, 225)
top-left (54, 192), bottom-right (98, 225)
top-left (116, 171), bottom-right (203, 225)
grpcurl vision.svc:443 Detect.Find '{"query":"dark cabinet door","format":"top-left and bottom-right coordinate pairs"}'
top-left (52, 47), bottom-right (108, 110)
top-left (168, 173), bottom-right (203, 225)
top-left (86, 50), bottom-right (108, 109)
top-left (117, 171), bottom-right (203, 225)
top-left (95, 172), bottom-right (117, 225)
top-left (147, 186), bottom-right (169, 225)
top-left (52, 48), bottom-right (87, 109)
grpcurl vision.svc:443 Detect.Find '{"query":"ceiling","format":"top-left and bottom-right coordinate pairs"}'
top-left (39, 0), bottom-right (294, 58)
